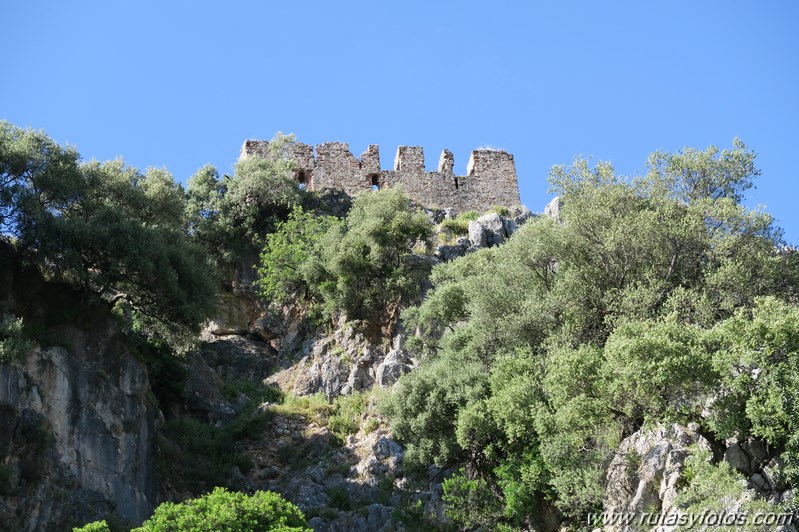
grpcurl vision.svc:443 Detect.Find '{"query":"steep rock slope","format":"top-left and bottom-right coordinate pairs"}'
top-left (0, 252), bottom-right (158, 530)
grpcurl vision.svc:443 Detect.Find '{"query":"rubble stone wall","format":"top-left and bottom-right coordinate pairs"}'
top-left (240, 139), bottom-right (521, 213)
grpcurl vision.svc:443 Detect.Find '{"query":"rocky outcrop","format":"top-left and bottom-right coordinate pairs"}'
top-left (434, 206), bottom-right (533, 262)
top-left (466, 207), bottom-right (533, 251)
top-left (544, 196), bottom-right (562, 220)
top-left (723, 436), bottom-right (793, 503)
top-left (0, 340), bottom-right (158, 531)
top-left (234, 401), bottom-right (444, 532)
top-left (604, 424), bottom-right (711, 531)
top-left (603, 424), bottom-right (796, 532)
top-left (0, 257), bottom-right (159, 530)
top-left (266, 319), bottom-right (414, 399)
top-left (179, 334), bottom-right (278, 424)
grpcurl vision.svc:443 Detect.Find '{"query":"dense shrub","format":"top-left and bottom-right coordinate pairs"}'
top-left (1, 121), bottom-right (219, 348)
top-left (186, 133), bottom-right (303, 262)
top-left (257, 206), bottom-right (339, 307)
top-left (73, 521), bottom-right (111, 532)
top-left (387, 140), bottom-right (799, 526)
top-left (258, 187), bottom-right (433, 331)
top-left (134, 488), bottom-right (308, 531)
top-left (0, 313), bottom-right (34, 364)
top-left (439, 210), bottom-right (478, 235)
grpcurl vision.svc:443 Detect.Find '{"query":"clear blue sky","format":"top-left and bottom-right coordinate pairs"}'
top-left (3, 2), bottom-right (797, 241)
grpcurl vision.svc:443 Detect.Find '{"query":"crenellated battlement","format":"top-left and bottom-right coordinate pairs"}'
top-left (240, 139), bottom-right (521, 213)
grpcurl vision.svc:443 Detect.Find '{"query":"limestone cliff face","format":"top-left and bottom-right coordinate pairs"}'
top-left (0, 254), bottom-right (159, 530)
top-left (0, 334), bottom-right (159, 530)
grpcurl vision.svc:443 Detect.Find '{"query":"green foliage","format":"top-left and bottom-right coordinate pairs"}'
top-left (257, 186), bottom-right (433, 330)
top-left (706, 297), bottom-right (799, 485)
top-left (123, 325), bottom-right (188, 407)
top-left (225, 145), bottom-right (303, 244)
top-left (387, 140), bottom-right (799, 525)
top-left (328, 389), bottom-right (386, 441)
top-left (186, 164), bottom-right (229, 258)
top-left (442, 470), bottom-right (503, 529)
top-left (0, 120), bottom-right (83, 237)
top-left (268, 392), bottom-right (332, 425)
top-left (312, 187), bottom-right (433, 325)
top-left (439, 210), bottom-right (478, 235)
top-left (158, 417), bottom-right (255, 493)
top-left (222, 378), bottom-right (283, 405)
top-left (676, 446), bottom-right (793, 532)
top-left (384, 357), bottom-right (490, 474)
top-left (363, 418), bottom-right (380, 434)
top-left (133, 487), bottom-right (309, 531)
top-left (160, 379), bottom-right (286, 492)
top-left (186, 133), bottom-right (303, 262)
top-left (486, 205), bottom-right (510, 217)
top-left (392, 499), bottom-right (456, 531)
top-left (328, 391), bottom-right (369, 440)
top-left (258, 206), bottom-right (339, 307)
top-left (326, 485), bottom-right (351, 511)
top-left (0, 313), bottom-right (34, 364)
top-left (72, 520), bottom-right (111, 532)
top-left (0, 121), bottom-right (219, 347)
top-left (602, 318), bottom-right (713, 424)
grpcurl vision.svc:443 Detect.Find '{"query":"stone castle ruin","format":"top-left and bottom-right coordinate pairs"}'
top-left (240, 139), bottom-right (521, 213)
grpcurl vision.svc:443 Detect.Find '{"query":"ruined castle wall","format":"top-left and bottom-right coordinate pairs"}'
top-left (239, 139), bottom-right (521, 213)
top-left (462, 150), bottom-right (521, 208)
top-left (360, 145), bottom-right (381, 180)
top-left (315, 142), bottom-right (366, 191)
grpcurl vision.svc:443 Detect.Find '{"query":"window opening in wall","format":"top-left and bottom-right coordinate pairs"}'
top-left (454, 177), bottom-right (459, 190)
top-left (370, 174), bottom-right (380, 191)
top-left (297, 170), bottom-right (307, 190)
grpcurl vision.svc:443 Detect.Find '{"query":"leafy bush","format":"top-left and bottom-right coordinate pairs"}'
top-left (258, 186), bottom-right (433, 332)
top-left (312, 187), bottom-right (433, 327)
top-left (442, 470), bottom-right (503, 529)
top-left (73, 521), bottom-right (111, 532)
top-left (327, 390), bottom-right (382, 440)
top-left (222, 378), bottom-right (283, 405)
top-left (706, 298), bottom-right (799, 485)
top-left (1, 121), bottom-right (219, 348)
top-left (328, 391), bottom-right (369, 440)
top-left (439, 210), bottom-right (478, 235)
top-left (258, 206), bottom-right (339, 307)
top-left (486, 205), bottom-right (510, 217)
top-left (326, 485), bottom-right (351, 511)
top-left (676, 446), bottom-right (793, 531)
top-left (158, 417), bottom-right (254, 493)
top-left (268, 392), bottom-right (332, 424)
top-left (0, 313), bottom-right (34, 364)
top-left (132, 487), bottom-right (309, 531)
top-left (186, 133), bottom-right (303, 262)
top-left (387, 140), bottom-right (799, 525)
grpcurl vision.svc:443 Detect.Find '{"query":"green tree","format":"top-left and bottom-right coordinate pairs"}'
top-left (74, 488), bottom-right (309, 532)
top-left (0, 313), bottom-right (34, 364)
top-left (185, 133), bottom-right (303, 263)
top-left (707, 297), bottom-right (799, 485)
top-left (257, 205), bottom-right (339, 306)
top-left (386, 140), bottom-right (798, 526)
top-left (0, 120), bottom-right (83, 236)
top-left (186, 164), bottom-right (228, 258)
top-left (1, 121), bottom-right (218, 346)
top-left (308, 186), bottom-right (433, 328)
top-left (72, 521), bottom-right (110, 532)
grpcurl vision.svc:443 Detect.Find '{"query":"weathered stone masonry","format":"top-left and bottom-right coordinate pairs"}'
top-left (240, 140), bottom-right (521, 213)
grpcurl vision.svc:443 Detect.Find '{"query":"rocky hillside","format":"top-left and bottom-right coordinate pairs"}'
top-left (3, 125), bottom-right (798, 531)
top-left (0, 246), bottom-right (158, 531)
